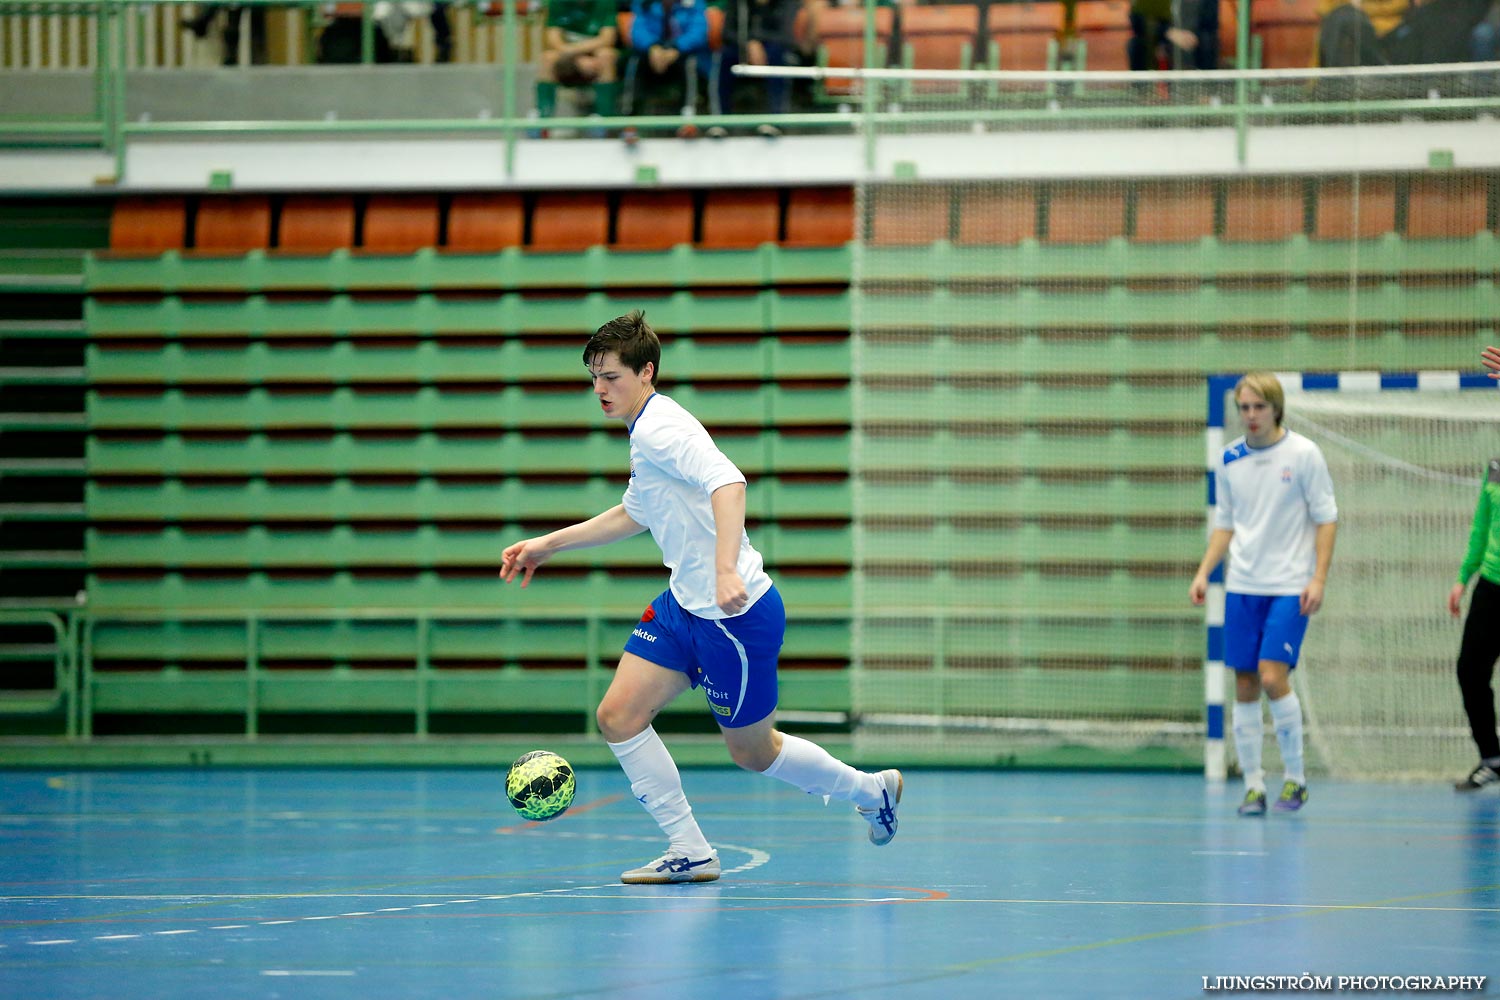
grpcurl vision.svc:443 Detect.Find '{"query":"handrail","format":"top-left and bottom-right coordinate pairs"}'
top-left (0, 608), bottom-right (76, 738)
top-left (73, 604), bottom-right (631, 740)
top-left (4, 1), bottom-right (1498, 181)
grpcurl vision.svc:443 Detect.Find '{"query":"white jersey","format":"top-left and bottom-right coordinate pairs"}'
top-left (1213, 428), bottom-right (1338, 596)
top-left (622, 392), bottom-right (772, 619)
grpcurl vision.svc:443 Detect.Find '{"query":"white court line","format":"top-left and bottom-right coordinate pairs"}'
top-left (262, 970), bottom-right (356, 977)
top-left (7, 839), bottom-right (778, 953)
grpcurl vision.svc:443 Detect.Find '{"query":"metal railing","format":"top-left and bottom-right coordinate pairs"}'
top-left (3, 1), bottom-right (1499, 184)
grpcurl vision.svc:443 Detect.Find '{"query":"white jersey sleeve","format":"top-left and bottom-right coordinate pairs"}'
top-left (621, 393), bottom-right (772, 618)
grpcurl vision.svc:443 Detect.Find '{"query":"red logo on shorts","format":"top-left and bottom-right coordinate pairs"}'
top-left (640, 606), bottom-right (655, 623)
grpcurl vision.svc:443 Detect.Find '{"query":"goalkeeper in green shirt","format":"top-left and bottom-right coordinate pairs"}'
top-left (1449, 451), bottom-right (1500, 791)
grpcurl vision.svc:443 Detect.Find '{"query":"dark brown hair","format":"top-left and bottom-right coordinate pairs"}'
top-left (583, 310), bottom-right (660, 385)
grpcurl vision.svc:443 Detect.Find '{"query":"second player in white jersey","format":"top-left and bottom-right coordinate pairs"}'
top-left (1213, 429), bottom-right (1339, 595)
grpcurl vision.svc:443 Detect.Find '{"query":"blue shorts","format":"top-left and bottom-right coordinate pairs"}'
top-left (1224, 592), bottom-right (1309, 673)
top-left (622, 585), bottom-right (785, 729)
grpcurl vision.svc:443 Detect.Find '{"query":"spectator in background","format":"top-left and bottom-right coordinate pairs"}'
top-left (711, 0), bottom-right (801, 138)
top-left (1129, 0), bottom-right (1221, 72)
top-left (625, 0), bottom-right (713, 136)
top-left (1316, 0), bottom-right (1407, 66)
top-left (182, 3), bottom-right (266, 65)
top-left (1381, 0), bottom-right (1495, 64)
top-left (536, 0), bottom-right (621, 127)
top-left (1475, 1), bottom-right (1500, 62)
top-left (431, 2), bottom-right (453, 63)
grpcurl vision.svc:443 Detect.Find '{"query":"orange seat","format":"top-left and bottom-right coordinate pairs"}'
top-left (956, 185), bottom-right (1038, 246)
top-left (814, 6), bottom-right (896, 97)
top-left (901, 5), bottom-right (981, 95)
top-left (1250, 0), bottom-right (1318, 69)
top-left (192, 196), bottom-right (272, 253)
top-left (276, 196), bottom-right (356, 252)
top-left (530, 192), bottom-right (609, 251)
top-left (1223, 179), bottom-right (1305, 243)
top-left (785, 187), bottom-right (854, 247)
top-left (1312, 177), bottom-right (1396, 241)
top-left (705, 4), bottom-right (723, 50)
top-left (615, 190), bottom-right (694, 251)
top-left (1074, 0), bottom-right (1133, 72)
top-left (109, 197), bottom-right (188, 253)
top-left (700, 189), bottom-right (780, 249)
top-left (446, 193), bottom-right (525, 251)
top-left (1045, 184), bottom-right (1126, 244)
top-left (985, 1), bottom-right (1063, 71)
top-left (1219, 0), bottom-right (1239, 67)
top-left (1134, 182), bottom-right (1215, 244)
top-left (1405, 176), bottom-right (1487, 239)
top-left (363, 194), bottom-right (440, 253)
top-left (870, 186), bottom-right (951, 246)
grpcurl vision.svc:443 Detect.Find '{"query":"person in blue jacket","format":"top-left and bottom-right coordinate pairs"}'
top-left (626, 0), bottom-right (713, 128)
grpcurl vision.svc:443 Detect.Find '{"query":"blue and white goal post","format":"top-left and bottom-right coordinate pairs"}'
top-left (1201, 370), bottom-right (1497, 781)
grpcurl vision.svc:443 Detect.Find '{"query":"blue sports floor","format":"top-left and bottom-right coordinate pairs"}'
top-left (1, 767), bottom-right (1496, 999)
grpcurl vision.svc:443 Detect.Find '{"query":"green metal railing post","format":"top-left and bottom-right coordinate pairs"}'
top-left (584, 613), bottom-right (601, 736)
top-left (80, 615), bottom-right (94, 739)
top-left (245, 615), bottom-right (259, 739)
top-left (1235, 0), bottom-right (1250, 165)
top-left (502, 0), bottom-right (518, 178)
top-left (111, 0), bottom-right (127, 181)
top-left (415, 614), bottom-right (430, 738)
top-left (65, 610), bottom-right (81, 739)
top-left (360, 0), bottom-right (374, 64)
top-left (862, 3), bottom-right (876, 176)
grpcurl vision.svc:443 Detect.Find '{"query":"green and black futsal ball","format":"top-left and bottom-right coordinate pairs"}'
top-left (506, 750), bottom-right (576, 821)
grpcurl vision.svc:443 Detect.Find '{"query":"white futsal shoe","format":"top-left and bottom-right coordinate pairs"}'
top-left (620, 851), bottom-right (720, 884)
top-left (857, 768), bottom-right (903, 846)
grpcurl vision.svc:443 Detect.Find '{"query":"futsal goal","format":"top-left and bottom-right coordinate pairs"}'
top-left (1206, 372), bottom-right (1499, 782)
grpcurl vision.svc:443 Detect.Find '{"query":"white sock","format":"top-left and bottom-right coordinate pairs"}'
top-left (761, 733), bottom-right (882, 809)
top-left (1269, 691), bottom-right (1306, 786)
top-left (1232, 700), bottom-right (1266, 792)
top-left (607, 727), bottom-right (713, 858)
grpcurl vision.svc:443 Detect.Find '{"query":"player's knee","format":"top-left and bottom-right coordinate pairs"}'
top-left (727, 742), bottom-right (776, 772)
top-left (595, 700), bottom-right (646, 743)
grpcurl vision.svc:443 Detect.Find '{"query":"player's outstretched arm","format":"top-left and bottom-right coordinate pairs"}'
top-left (500, 505), bottom-right (645, 587)
top-left (1483, 346), bottom-right (1500, 379)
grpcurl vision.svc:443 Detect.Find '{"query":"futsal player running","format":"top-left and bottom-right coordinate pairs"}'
top-left (499, 311), bottom-right (902, 884)
top-left (1190, 372), bottom-right (1339, 817)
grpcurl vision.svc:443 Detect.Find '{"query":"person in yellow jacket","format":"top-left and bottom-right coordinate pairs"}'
top-left (1316, 0), bottom-right (1408, 65)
